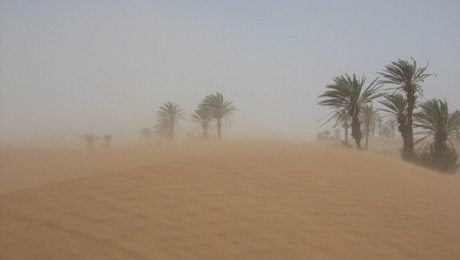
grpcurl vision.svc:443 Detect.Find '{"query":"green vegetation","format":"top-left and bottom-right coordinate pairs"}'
top-left (378, 58), bottom-right (434, 160)
top-left (318, 74), bottom-right (382, 149)
top-left (413, 99), bottom-right (460, 172)
top-left (318, 58), bottom-right (458, 173)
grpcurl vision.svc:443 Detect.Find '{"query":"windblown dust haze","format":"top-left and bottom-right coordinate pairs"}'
top-left (1, 1), bottom-right (460, 147)
top-left (1, 2), bottom-right (460, 258)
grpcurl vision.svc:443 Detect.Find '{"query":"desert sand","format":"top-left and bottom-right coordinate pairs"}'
top-left (1, 140), bottom-right (460, 259)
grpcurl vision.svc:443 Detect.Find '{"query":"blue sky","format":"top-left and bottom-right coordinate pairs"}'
top-left (1, 0), bottom-right (459, 146)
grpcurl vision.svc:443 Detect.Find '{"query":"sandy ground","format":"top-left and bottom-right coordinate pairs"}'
top-left (1, 140), bottom-right (460, 259)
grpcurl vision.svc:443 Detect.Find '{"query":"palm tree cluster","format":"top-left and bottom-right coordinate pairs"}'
top-left (80, 132), bottom-right (113, 150)
top-left (149, 92), bottom-right (236, 142)
top-left (319, 58), bottom-right (460, 172)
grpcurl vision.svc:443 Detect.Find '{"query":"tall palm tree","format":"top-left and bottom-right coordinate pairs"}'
top-left (361, 104), bottom-right (378, 149)
top-left (379, 58), bottom-right (433, 160)
top-left (414, 99), bottom-right (460, 158)
top-left (190, 105), bottom-right (212, 140)
top-left (155, 102), bottom-right (185, 142)
top-left (318, 74), bottom-right (382, 149)
top-left (201, 93), bottom-right (236, 141)
top-left (379, 94), bottom-right (408, 140)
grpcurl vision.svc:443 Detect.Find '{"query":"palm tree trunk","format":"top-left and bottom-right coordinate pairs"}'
top-left (203, 126), bottom-right (209, 140)
top-left (434, 133), bottom-right (448, 159)
top-left (365, 123), bottom-right (370, 149)
top-left (169, 122), bottom-right (175, 142)
top-left (351, 113), bottom-right (362, 149)
top-left (344, 125), bottom-right (349, 145)
top-left (403, 91), bottom-right (415, 160)
top-left (217, 119), bottom-right (222, 141)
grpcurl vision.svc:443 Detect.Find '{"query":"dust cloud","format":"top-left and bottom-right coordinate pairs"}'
top-left (1, 1), bottom-right (460, 259)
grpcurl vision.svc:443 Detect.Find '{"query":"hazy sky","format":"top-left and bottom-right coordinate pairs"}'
top-left (1, 0), bottom-right (459, 146)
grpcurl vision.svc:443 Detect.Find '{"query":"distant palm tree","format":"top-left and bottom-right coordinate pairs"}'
top-left (103, 134), bottom-right (112, 148)
top-left (377, 116), bottom-right (383, 137)
top-left (201, 93), bottom-right (236, 141)
top-left (333, 109), bottom-right (351, 145)
top-left (379, 58), bottom-right (433, 160)
top-left (318, 74), bottom-right (382, 149)
top-left (81, 132), bottom-right (99, 150)
top-left (190, 105), bottom-right (212, 140)
top-left (414, 99), bottom-right (460, 156)
top-left (155, 102), bottom-right (185, 142)
top-left (154, 118), bottom-right (170, 139)
top-left (379, 94), bottom-right (408, 140)
top-left (361, 104), bottom-right (378, 149)
top-left (140, 127), bottom-right (153, 144)
top-left (384, 118), bottom-right (397, 138)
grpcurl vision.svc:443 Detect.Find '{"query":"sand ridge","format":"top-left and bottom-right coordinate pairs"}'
top-left (1, 141), bottom-right (460, 259)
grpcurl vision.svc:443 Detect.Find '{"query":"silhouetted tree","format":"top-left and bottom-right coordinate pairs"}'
top-left (361, 104), bottom-right (378, 149)
top-left (382, 119), bottom-right (397, 138)
top-left (201, 93), bottom-right (236, 141)
top-left (140, 128), bottom-right (153, 144)
top-left (103, 134), bottom-right (112, 148)
top-left (155, 102), bottom-right (185, 142)
top-left (190, 105), bottom-right (212, 140)
top-left (81, 132), bottom-right (99, 150)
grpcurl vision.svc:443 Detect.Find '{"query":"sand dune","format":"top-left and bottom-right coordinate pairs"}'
top-left (1, 141), bottom-right (460, 259)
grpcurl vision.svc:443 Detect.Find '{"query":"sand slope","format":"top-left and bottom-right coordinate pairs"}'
top-left (1, 141), bottom-right (460, 259)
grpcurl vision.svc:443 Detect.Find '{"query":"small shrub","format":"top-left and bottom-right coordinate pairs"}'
top-left (414, 144), bottom-right (459, 173)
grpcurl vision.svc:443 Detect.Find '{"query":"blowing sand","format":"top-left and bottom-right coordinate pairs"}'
top-left (1, 141), bottom-right (460, 259)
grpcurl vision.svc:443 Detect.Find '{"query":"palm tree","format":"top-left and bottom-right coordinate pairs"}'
top-left (190, 105), bottom-right (212, 140)
top-left (155, 102), bottom-right (185, 142)
top-left (384, 118), bottom-right (397, 138)
top-left (154, 118), bottom-right (170, 139)
top-left (361, 104), bottom-right (378, 149)
top-left (81, 132), bottom-right (99, 150)
top-left (103, 134), bottom-right (112, 148)
top-left (318, 74), bottom-right (382, 149)
top-left (201, 93), bottom-right (236, 141)
top-left (333, 109), bottom-right (351, 145)
top-left (379, 58), bottom-right (433, 160)
top-left (140, 127), bottom-right (153, 144)
top-left (379, 94), bottom-right (408, 140)
top-left (414, 99), bottom-right (460, 157)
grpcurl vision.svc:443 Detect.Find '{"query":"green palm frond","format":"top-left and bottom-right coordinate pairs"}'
top-left (155, 102), bottom-right (185, 140)
top-left (190, 106), bottom-right (213, 130)
top-left (318, 73), bottom-right (382, 120)
top-left (379, 94), bottom-right (407, 117)
top-left (378, 58), bottom-right (433, 97)
top-left (414, 99), bottom-right (460, 144)
top-left (201, 92), bottom-right (236, 126)
top-left (157, 102), bottom-right (185, 122)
